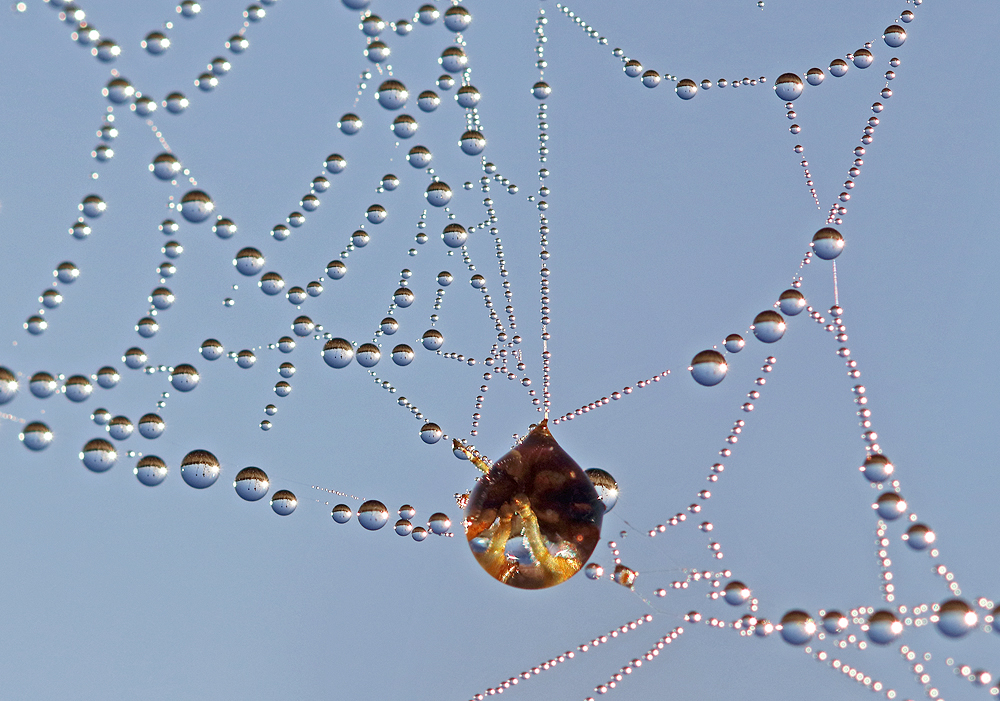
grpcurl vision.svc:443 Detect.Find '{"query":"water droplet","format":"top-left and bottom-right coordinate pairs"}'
top-left (805, 67), bottom-right (825, 85)
top-left (723, 581), bottom-right (751, 605)
top-left (873, 492), bottom-right (907, 520)
top-left (391, 344), bottom-right (414, 366)
top-left (675, 79), bottom-right (698, 100)
top-left (829, 59), bottom-right (849, 78)
top-left (338, 113), bottom-right (362, 135)
top-left (322, 338), bottom-right (354, 368)
top-left (200, 339), bottom-right (224, 360)
top-left (79, 195), bottom-right (106, 218)
top-left (164, 92), bottom-right (189, 113)
top-left (778, 289), bottom-right (806, 316)
top-left (428, 512), bottom-right (452, 535)
top-left (356, 343), bottom-right (381, 367)
top-left (64, 375), bottom-right (93, 402)
top-left (822, 611), bottom-right (848, 634)
top-left (779, 611), bottom-right (816, 645)
top-left (690, 350), bottom-right (728, 387)
top-left (420, 422), bottom-right (443, 444)
top-left (883, 25), bottom-right (906, 48)
top-left (358, 500), bottom-right (389, 530)
top-left (29, 372), bottom-right (58, 398)
top-left (936, 598), bottom-right (977, 638)
top-left (376, 79), bottom-right (408, 110)
top-left (439, 46), bottom-right (468, 73)
top-left (425, 181), bottom-right (452, 206)
top-left (366, 204), bottom-right (387, 224)
top-left (460, 130), bottom-right (487, 155)
top-left (365, 40), bottom-right (390, 63)
top-left (331, 504), bottom-right (352, 523)
top-left (465, 421), bottom-right (603, 589)
top-left (103, 77), bottom-right (134, 103)
top-left (443, 6), bottom-right (471, 32)
top-left (586, 468), bottom-right (619, 513)
top-left (866, 610), bottom-right (903, 644)
top-left (774, 73), bottom-right (803, 101)
top-left (861, 454), bottom-right (894, 483)
top-left (134, 455), bottom-right (168, 486)
top-left (81, 438), bottom-right (117, 472)
top-left (750, 310), bottom-right (786, 343)
top-left (422, 329), bottom-right (444, 350)
top-left (270, 490), bottom-right (298, 516)
top-left (234, 247), bottom-right (265, 276)
top-left (169, 363), bottom-right (199, 391)
top-left (442, 223), bottom-right (467, 248)
top-left (902, 523), bottom-right (935, 550)
top-left (180, 449), bottom-right (221, 489)
top-left (19, 421), bottom-right (53, 451)
top-left (179, 190), bottom-right (215, 222)
top-left (137, 413), bottom-right (165, 439)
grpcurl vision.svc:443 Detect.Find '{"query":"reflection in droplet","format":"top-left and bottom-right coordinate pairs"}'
top-left (30, 372), bottom-right (58, 398)
top-left (170, 364), bottom-right (200, 391)
top-left (675, 79), bottom-right (698, 100)
top-left (356, 343), bottom-right (381, 368)
top-left (180, 449), bottom-right (221, 489)
top-left (323, 338), bottom-right (354, 368)
top-left (585, 468), bottom-right (618, 513)
top-left (460, 130), bottom-right (487, 155)
top-left (179, 190), bottom-right (215, 223)
top-left (81, 438), bottom-right (117, 472)
top-left (428, 513), bottom-right (451, 535)
top-left (358, 500), bottom-right (389, 530)
top-left (375, 80), bottom-right (408, 110)
top-left (20, 422), bottom-right (53, 451)
top-left (689, 350), bottom-right (728, 387)
top-left (338, 113), bottom-right (363, 135)
top-left (777, 289), bottom-right (806, 316)
top-left (866, 610), bottom-right (902, 644)
top-left (331, 504), bottom-right (352, 523)
top-left (391, 344), bottom-right (414, 366)
top-left (779, 610), bottom-right (816, 645)
top-left (773, 73), bottom-right (803, 101)
top-left (750, 310), bottom-right (786, 343)
top-left (420, 422), bottom-right (443, 444)
top-left (442, 223), bottom-right (468, 248)
top-left (936, 598), bottom-right (977, 638)
top-left (270, 490), bottom-right (298, 516)
top-left (234, 247), bottom-right (265, 276)
top-left (465, 421), bottom-right (603, 589)
top-left (134, 455), bottom-right (168, 486)
top-left (137, 413), bottom-right (165, 439)
top-left (805, 67), bottom-right (825, 85)
top-left (829, 59), bottom-right (849, 77)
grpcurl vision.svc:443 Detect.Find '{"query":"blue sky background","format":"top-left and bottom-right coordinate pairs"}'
top-left (0, 1), bottom-right (996, 699)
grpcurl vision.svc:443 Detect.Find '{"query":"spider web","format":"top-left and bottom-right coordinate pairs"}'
top-left (0, 1), bottom-right (996, 699)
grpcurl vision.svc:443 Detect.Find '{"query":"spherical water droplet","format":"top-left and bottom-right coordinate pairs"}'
top-left (936, 599), bottom-right (977, 638)
top-left (455, 85), bottom-right (481, 108)
top-left (829, 59), bottom-right (849, 77)
top-left (356, 343), bottom-right (381, 367)
top-left (689, 350), bottom-right (728, 386)
top-left (420, 422), bottom-right (443, 444)
top-left (751, 311), bottom-right (786, 343)
top-left (774, 73), bottom-right (804, 101)
top-left (164, 92), bottom-right (189, 113)
top-left (366, 204), bottom-right (387, 224)
top-left (81, 438), bottom-right (117, 472)
top-left (212, 217), bottom-right (237, 239)
top-left (136, 317), bottom-right (159, 338)
top-left (226, 35), bottom-right (249, 53)
top-left (675, 79), bottom-right (698, 100)
top-left (861, 454), bottom-right (894, 483)
top-left (532, 82), bottom-right (551, 99)
top-left (138, 413), bottom-right (165, 439)
top-left (29, 372), bottom-right (58, 398)
top-left (64, 375), bottom-right (93, 402)
top-left (149, 286), bottom-right (175, 310)
top-left (723, 334), bottom-right (745, 353)
top-left (416, 90), bottom-right (440, 112)
top-left (180, 449), bottom-right (221, 489)
top-left (200, 339), bottom-right (224, 360)
top-left (466, 421), bottom-right (603, 589)
top-left (70, 220), bottom-right (92, 239)
top-left (406, 146), bottom-right (432, 168)
top-left (80, 195), bottom-right (106, 218)
top-left (902, 523), bottom-right (935, 550)
top-left (811, 227), bottom-right (844, 260)
top-left (323, 338), bottom-right (354, 368)
top-left (94, 39), bottom-right (121, 62)
top-left (641, 70), bottom-right (661, 88)
top-left (365, 40), bottom-right (390, 63)
top-left (393, 287), bottom-right (414, 307)
top-left (439, 46), bottom-right (467, 73)
top-left (20, 422), bottom-right (53, 451)
top-left (169, 363), bottom-right (199, 391)
top-left (779, 611), bottom-right (816, 645)
top-left (107, 415), bottom-right (133, 441)
top-left (411, 526), bottom-right (428, 541)
top-left (103, 77), bottom-right (134, 103)
top-left (394, 519), bottom-right (414, 536)
top-left (874, 492), bottom-right (907, 520)
top-left (360, 13), bottom-right (384, 35)
top-left (259, 272), bottom-right (285, 296)
top-left (883, 25), bottom-right (906, 47)
top-left (25, 316), bottom-right (47, 335)
top-left (442, 223), bottom-right (468, 248)
top-left (422, 329), bottom-right (444, 350)
top-left (338, 113), bottom-right (362, 135)
top-left (178, 1), bottom-right (201, 17)
top-left (584, 563), bottom-right (604, 580)
top-left (123, 347), bottom-right (147, 369)
top-left (210, 57), bottom-right (231, 75)
top-left (358, 500), bottom-right (389, 530)
top-left (93, 145), bottom-right (113, 162)
top-left (852, 49), bottom-right (874, 69)
top-left (391, 344), bottom-right (415, 366)
top-left (428, 512), bottom-right (451, 535)
top-left (805, 67), bottom-right (825, 85)
top-left (623, 60), bottom-right (643, 78)
top-left (391, 114), bottom-right (418, 139)
top-left (331, 504), bottom-right (352, 523)
top-left (460, 130), bottom-right (486, 156)
top-left (866, 610), bottom-right (903, 644)
top-left (134, 455), bottom-right (168, 486)
top-left (822, 611), bottom-right (848, 634)
top-left (723, 581), bottom-right (751, 605)
top-left (379, 317), bottom-right (398, 335)
top-left (270, 490), bottom-right (297, 516)
top-left (179, 190), bottom-right (215, 222)
top-left (234, 247), bottom-right (265, 276)
top-left (586, 468), bottom-right (618, 513)
top-left (375, 79), bottom-right (408, 110)
top-left (425, 181), bottom-right (452, 207)
top-left (443, 5), bottom-right (471, 31)
top-left (778, 289), bottom-right (806, 316)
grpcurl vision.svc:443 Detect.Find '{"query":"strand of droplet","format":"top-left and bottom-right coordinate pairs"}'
top-left (791, 142), bottom-right (822, 209)
top-left (587, 625), bottom-right (685, 698)
top-left (874, 521), bottom-right (897, 604)
top-left (310, 484), bottom-right (359, 501)
top-left (898, 645), bottom-right (940, 699)
top-left (946, 657), bottom-right (996, 693)
top-left (551, 371), bottom-right (669, 425)
top-left (804, 645), bottom-right (891, 697)
top-left (466, 614), bottom-right (657, 701)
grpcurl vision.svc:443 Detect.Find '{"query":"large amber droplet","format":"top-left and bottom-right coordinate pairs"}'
top-left (465, 420), bottom-right (603, 589)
